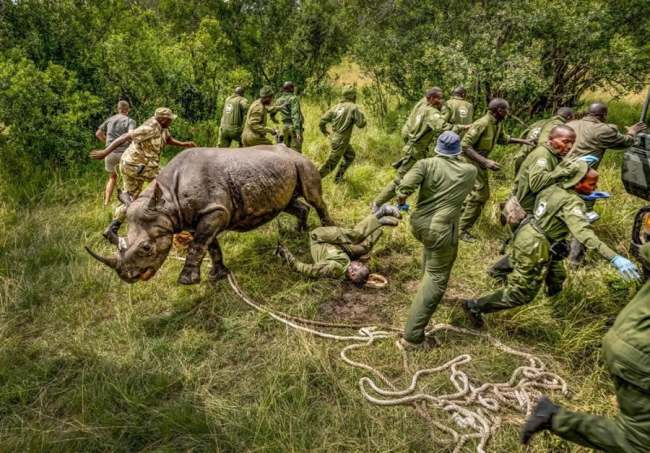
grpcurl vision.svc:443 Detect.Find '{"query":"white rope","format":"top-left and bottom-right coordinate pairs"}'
top-left (224, 273), bottom-right (568, 452)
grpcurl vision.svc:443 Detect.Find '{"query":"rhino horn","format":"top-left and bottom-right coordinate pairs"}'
top-left (85, 246), bottom-right (118, 269)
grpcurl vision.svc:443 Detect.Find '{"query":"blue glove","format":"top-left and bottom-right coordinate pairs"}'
top-left (580, 191), bottom-right (610, 201)
top-left (397, 202), bottom-right (410, 212)
top-left (611, 255), bottom-right (641, 281)
top-left (580, 155), bottom-right (599, 166)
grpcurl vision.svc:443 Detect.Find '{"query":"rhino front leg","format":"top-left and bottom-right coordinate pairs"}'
top-left (207, 238), bottom-right (229, 281)
top-left (179, 209), bottom-right (229, 285)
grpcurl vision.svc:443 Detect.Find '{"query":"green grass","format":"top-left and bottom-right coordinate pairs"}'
top-left (1, 100), bottom-right (647, 452)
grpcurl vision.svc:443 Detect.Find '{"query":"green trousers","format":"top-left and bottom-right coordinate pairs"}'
top-left (218, 127), bottom-right (242, 147)
top-left (373, 144), bottom-right (427, 206)
top-left (319, 135), bottom-right (355, 179)
top-left (403, 221), bottom-right (458, 344)
top-left (552, 375), bottom-right (650, 452)
top-left (459, 165), bottom-right (489, 233)
top-left (282, 124), bottom-right (302, 153)
top-left (477, 224), bottom-right (566, 313)
top-left (241, 130), bottom-right (273, 147)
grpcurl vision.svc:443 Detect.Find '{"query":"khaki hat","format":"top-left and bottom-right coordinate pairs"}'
top-left (365, 273), bottom-right (388, 289)
top-left (561, 160), bottom-right (589, 189)
top-left (154, 107), bottom-right (177, 120)
top-left (259, 85), bottom-right (274, 97)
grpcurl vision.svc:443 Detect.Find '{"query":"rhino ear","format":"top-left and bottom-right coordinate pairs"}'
top-left (147, 181), bottom-right (163, 211)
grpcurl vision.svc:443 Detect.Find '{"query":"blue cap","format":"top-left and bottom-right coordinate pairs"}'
top-left (435, 131), bottom-right (461, 156)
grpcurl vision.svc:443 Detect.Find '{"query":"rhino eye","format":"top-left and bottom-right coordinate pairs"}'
top-left (138, 242), bottom-right (154, 257)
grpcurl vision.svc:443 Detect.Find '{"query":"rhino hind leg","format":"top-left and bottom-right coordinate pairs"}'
top-left (207, 239), bottom-right (229, 281)
top-left (178, 209), bottom-right (229, 285)
top-left (284, 198), bottom-right (310, 232)
top-left (297, 163), bottom-right (335, 226)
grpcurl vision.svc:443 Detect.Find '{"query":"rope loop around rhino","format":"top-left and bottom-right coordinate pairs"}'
top-left (227, 272), bottom-right (568, 453)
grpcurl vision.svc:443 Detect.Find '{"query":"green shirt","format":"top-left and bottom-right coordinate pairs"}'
top-left (533, 184), bottom-right (616, 260)
top-left (444, 96), bottom-right (473, 125)
top-left (243, 99), bottom-right (278, 139)
top-left (272, 93), bottom-right (303, 130)
top-left (461, 112), bottom-right (510, 157)
top-left (514, 144), bottom-right (562, 213)
top-left (567, 115), bottom-right (635, 164)
top-left (403, 104), bottom-right (455, 158)
top-left (401, 97), bottom-right (427, 141)
top-left (319, 100), bottom-right (366, 144)
top-left (220, 94), bottom-right (249, 131)
top-left (397, 155), bottom-right (477, 233)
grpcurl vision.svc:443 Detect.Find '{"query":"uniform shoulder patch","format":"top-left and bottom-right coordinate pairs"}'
top-left (534, 201), bottom-right (547, 218)
top-left (536, 158), bottom-right (547, 167)
top-left (571, 206), bottom-right (584, 217)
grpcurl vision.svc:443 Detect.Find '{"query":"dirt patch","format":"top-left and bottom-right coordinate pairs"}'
top-left (319, 286), bottom-right (390, 325)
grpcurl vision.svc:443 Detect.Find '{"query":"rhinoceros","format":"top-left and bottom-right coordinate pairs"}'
top-left (86, 145), bottom-right (334, 284)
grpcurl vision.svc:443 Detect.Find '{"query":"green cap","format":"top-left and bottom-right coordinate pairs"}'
top-left (561, 160), bottom-right (589, 189)
top-left (154, 107), bottom-right (177, 120)
top-left (260, 85), bottom-right (274, 97)
top-left (342, 85), bottom-right (356, 100)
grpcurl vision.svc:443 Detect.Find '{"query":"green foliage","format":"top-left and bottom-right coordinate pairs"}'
top-left (345, 0), bottom-right (650, 114)
top-left (0, 99), bottom-right (643, 451)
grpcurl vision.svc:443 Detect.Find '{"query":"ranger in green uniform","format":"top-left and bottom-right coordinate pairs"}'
top-left (565, 102), bottom-right (646, 265)
top-left (271, 81), bottom-right (304, 152)
top-left (458, 98), bottom-right (533, 242)
top-left (488, 125), bottom-right (577, 281)
top-left (443, 86), bottom-right (473, 129)
top-left (242, 86), bottom-right (282, 147)
top-left (318, 85), bottom-right (366, 182)
top-left (275, 205), bottom-right (401, 284)
top-left (463, 163), bottom-right (641, 328)
top-left (513, 107), bottom-right (574, 173)
top-left (218, 86), bottom-right (249, 147)
top-left (373, 87), bottom-right (462, 209)
top-left (401, 95), bottom-right (428, 144)
top-left (89, 108), bottom-right (196, 240)
top-left (395, 132), bottom-right (478, 349)
top-left (521, 244), bottom-right (650, 452)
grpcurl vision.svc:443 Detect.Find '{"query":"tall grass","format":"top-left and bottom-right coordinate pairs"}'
top-left (0, 98), bottom-right (645, 452)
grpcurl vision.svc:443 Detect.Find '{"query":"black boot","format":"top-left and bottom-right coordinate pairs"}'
top-left (462, 299), bottom-right (484, 328)
top-left (103, 219), bottom-right (122, 244)
top-left (521, 396), bottom-right (559, 445)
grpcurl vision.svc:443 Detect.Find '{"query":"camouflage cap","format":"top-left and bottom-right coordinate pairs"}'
top-left (154, 107), bottom-right (177, 120)
top-left (260, 85), bottom-right (274, 97)
top-left (342, 85), bottom-right (356, 100)
top-left (561, 160), bottom-right (590, 189)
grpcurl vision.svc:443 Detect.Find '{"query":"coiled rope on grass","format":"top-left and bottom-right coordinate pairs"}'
top-left (228, 272), bottom-right (568, 453)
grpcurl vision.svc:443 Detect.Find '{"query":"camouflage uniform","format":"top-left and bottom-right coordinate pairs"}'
top-left (218, 94), bottom-right (249, 147)
top-left (318, 87), bottom-right (366, 180)
top-left (113, 117), bottom-right (170, 222)
top-left (374, 103), bottom-right (457, 206)
top-left (458, 112), bottom-right (511, 234)
top-left (283, 214), bottom-right (385, 278)
top-left (549, 245), bottom-right (650, 452)
top-left (398, 154), bottom-right (477, 343)
top-left (272, 92), bottom-right (304, 152)
top-left (513, 115), bottom-right (567, 173)
top-left (474, 182), bottom-right (617, 314)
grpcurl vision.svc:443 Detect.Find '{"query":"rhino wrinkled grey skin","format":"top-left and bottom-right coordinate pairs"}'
top-left (86, 145), bottom-right (334, 285)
